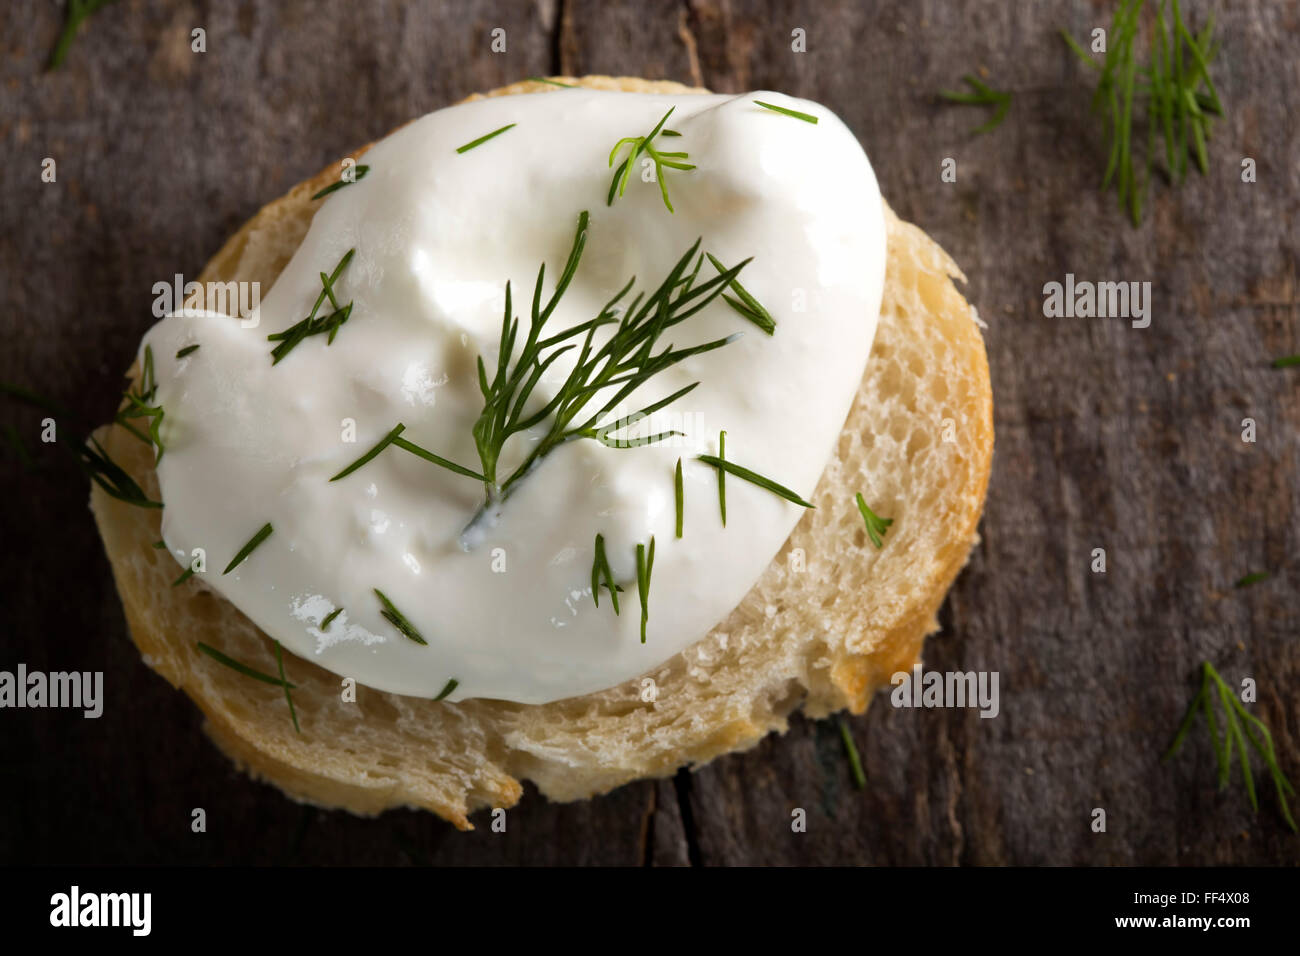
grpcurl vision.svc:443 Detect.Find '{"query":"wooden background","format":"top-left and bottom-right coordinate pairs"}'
top-left (1, 0), bottom-right (1297, 866)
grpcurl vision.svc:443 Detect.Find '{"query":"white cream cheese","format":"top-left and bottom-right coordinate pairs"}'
top-left (140, 88), bottom-right (886, 704)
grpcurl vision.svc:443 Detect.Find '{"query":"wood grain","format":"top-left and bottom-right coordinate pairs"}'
top-left (0, 0), bottom-right (1296, 865)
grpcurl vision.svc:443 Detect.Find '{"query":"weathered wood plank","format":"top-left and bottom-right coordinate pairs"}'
top-left (0, 0), bottom-right (1296, 865)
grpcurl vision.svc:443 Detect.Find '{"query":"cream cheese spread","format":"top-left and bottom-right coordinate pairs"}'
top-left (139, 88), bottom-right (886, 704)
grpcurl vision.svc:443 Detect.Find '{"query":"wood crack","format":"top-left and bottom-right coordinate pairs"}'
top-left (638, 784), bottom-right (657, 866)
top-left (673, 768), bottom-right (704, 866)
top-left (677, 1), bottom-right (704, 89)
top-left (552, 0), bottom-right (576, 78)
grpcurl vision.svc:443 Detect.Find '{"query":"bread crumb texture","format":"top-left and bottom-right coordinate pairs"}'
top-left (90, 77), bottom-right (992, 829)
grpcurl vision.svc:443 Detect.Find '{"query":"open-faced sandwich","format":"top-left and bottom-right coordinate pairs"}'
top-left (89, 76), bottom-right (992, 829)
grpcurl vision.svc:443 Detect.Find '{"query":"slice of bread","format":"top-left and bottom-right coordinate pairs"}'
top-left (89, 76), bottom-right (992, 829)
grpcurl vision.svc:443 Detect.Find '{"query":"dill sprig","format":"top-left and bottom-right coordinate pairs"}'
top-left (222, 522), bottom-right (273, 575)
top-left (433, 678), bottom-right (459, 701)
top-left (171, 566), bottom-right (194, 587)
top-left (320, 607), bottom-right (343, 630)
top-left (391, 433), bottom-right (485, 478)
top-left (327, 424), bottom-right (403, 481)
top-left (175, 344), bottom-right (200, 358)
top-left (938, 74), bottom-right (1012, 134)
top-left (855, 493), bottom-right (893, 549)
top-left (526, 76), bottom-right (575, 89)
top-left (47, 0), bottom-right (117, 71)
top-left (196, 641), bottom-right (295, 689)
top-left (311, 165), bottom-right (370, 200)
top-left (329, 422), bottom-right (484, 482)
top-left (635, 536), bottom-right (655, 643)
top-left (838, 717), bottom-right (866, 789)
top-left (715, 430), bottom-right (727, 526)
top-left (76, 435), bottom-right (162, 508)
top-left (273, 640), bottom-right (301, 733)
top-left (1062, 0), bottom-right (1222, 226)
top-left (459, 210), bottom-right (749, 533)
top-left (590, 532), bottom-right (622, 614)
top-left (115, 395), bottom-right (163, 456)
top-left (456, 123), bottom-right (516, 154)
top-left (753, 99), bottom-right (819, 124)
top-left (197, 640), bottom-right (300, 733)
top-left (1234, 572), bottom-right (1268, 589)
top-left (674, 458), bottom-right (684, 538)
top-left (1164, 661), bottom-right (1297, 832)
top-left (608, 108), bottom-right (695, 213)
top-left (3, 379), bottom-right (161, 506)
top-left (697, 453), bottom-right (814, 510)
top-left (374, 588), bottom-right (427, 645)
top-left (705, 253), bottom-right (775, 335)
top-left (329, 423), bottom-right (405, 481)
top-left (1272, 355), bottom-right (1300, 369)
top-left (115, 344), bottom-right (166, 462)
top-left (267, 249), bottom-right (356, 364)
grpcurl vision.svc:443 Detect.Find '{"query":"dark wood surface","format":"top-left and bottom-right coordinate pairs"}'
top-left (1, 0), bottom-right (1297, 866)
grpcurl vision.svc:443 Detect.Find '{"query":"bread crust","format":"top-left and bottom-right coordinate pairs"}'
top-left (90, 76), bottom-right (993, 829)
